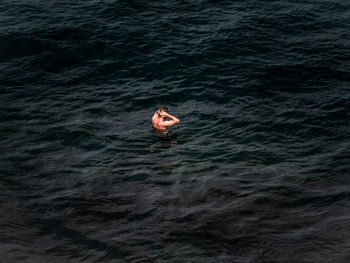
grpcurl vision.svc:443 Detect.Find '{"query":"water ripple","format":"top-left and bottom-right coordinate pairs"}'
top-left (1, 0), bottom-right (349, 262)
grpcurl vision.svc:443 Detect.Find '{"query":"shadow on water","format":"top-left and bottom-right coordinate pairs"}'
top-left (150, 129), bottom-right (179, 149)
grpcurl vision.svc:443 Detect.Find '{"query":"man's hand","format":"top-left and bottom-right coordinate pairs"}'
top-left (157, 110), bottom-right (166, 117)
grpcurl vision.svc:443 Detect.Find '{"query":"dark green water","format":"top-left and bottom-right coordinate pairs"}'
top-left (1, 1), bottom-right (349, 262)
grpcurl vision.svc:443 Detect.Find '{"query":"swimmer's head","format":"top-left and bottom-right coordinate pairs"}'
top-left (159, 106), bottom-right (168, 113)
top-left (157, 106), bottom-right (168, 117)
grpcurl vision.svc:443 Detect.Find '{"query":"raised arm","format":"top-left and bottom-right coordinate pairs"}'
top-left (161, 112), bottom-right (180, 127)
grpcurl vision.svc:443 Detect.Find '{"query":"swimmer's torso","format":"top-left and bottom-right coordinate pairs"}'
top-left (152, 108), bottom-right (180, 131)
top-left (152, 113), bottom-right (167, 130)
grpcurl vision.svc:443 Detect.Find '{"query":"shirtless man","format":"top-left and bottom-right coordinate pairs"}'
top-left (152, 106), bottom-right (180, 131)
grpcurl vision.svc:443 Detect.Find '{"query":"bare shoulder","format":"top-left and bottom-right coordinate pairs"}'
top-left (152, 113), bottom-right (158, 119)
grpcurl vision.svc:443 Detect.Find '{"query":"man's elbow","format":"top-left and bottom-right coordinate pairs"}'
top-left (175, 118), bottom-right (180, 124)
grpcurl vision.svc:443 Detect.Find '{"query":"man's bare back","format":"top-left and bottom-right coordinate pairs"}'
top-left (152, 107), bottom-right (180, 131)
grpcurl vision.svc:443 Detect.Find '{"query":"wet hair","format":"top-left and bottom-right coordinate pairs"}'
top-left (159, 106), bottom-right (168, 112)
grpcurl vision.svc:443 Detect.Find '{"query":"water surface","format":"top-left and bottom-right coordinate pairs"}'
top-left (1, 0), bottom-right (349, 262)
